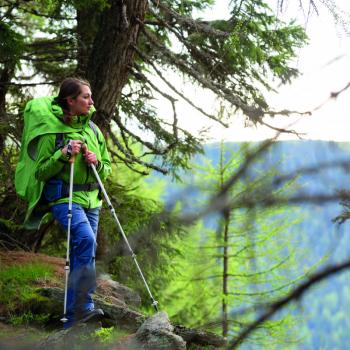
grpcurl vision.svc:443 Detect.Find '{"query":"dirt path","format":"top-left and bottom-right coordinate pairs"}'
top-left (0, 250), bottom-right (65, 280)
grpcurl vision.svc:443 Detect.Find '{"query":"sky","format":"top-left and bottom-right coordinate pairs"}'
top-left (157, 0), bottom-right (350, 142)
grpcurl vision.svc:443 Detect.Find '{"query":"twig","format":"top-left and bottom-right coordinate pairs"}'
top-left (227, 258), bottom-right (350, 349)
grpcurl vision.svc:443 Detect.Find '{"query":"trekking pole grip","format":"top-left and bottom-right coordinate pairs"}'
top-left (81, 143), bottom-right (98, 168)
top-left (81, 143), bottom-right (88, 155)
top-left (65, 141), bottom-right (76, 163)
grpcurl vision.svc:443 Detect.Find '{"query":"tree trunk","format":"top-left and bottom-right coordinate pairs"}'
top-left (219, 145), bottom-right (229, 338)
top-left (222, 212), bottom-right (229, 338)
top-left (76, 9), bottom-right (101, 77)
top-left (85, 0), bottom-right (148, 131)
top-left (0, 64), bottom-right (15, 155)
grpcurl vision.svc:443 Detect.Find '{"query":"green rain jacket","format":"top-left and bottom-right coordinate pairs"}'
top-left (15, 96), bottom-right (111, 229)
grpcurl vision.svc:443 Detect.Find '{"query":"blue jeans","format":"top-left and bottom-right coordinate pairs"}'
top-left (51, 203), bottom-right (101, 328)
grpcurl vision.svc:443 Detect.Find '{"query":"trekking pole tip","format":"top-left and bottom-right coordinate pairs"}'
top-left (60, 317), bottom-right (68, 323)
top-left (152, 300), bottom-right (159, 312)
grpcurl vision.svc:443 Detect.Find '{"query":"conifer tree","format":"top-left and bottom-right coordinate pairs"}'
top-left (0, 0), bottom-right (308, 253)
top-left (161, 142), bottom-right (306, 347)
top-left (1, 0), bottom-right (307, 174)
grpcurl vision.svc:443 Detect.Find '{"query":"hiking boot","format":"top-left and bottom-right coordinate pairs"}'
top-left (76, 308), bottom-right (104, 324)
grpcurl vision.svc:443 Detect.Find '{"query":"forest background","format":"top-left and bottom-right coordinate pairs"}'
top-left (1, 0), bottom-right (350, 349)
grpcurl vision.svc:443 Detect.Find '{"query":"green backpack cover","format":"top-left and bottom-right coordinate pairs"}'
top-left (15, 96), bottom-right (95, 229)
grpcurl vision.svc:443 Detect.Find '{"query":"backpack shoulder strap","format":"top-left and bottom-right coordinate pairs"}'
top-left (89, 120), bottom-right (102, 145)
top-left (55, 133), bottom-right (65, 150)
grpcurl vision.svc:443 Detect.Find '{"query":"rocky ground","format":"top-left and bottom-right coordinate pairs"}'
top-left (0, 251), bottom-right (226, 349)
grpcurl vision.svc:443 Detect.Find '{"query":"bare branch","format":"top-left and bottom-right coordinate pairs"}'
top-left (169, 146), bottom-right (349, 226)
top-left (272, 158), bottom-right (350, 187)
top-left (330, 81), bottom-right (350, 99)
top-left (312, 81), bottom-right (350, 112)
top-left (227, 258), bottom-right (350, 349)
top-left (0, 81), bottom-right (59, 87)
top-left (259, 119), bottom-right (305, 138)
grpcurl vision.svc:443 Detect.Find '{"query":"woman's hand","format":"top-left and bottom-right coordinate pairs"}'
top-left (83, 149), bottom-right (98, 166)
top-left (61, 140), bottom-right (83, 158)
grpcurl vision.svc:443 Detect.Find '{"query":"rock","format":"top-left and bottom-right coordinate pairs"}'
top-left (32, 287), bottom-right (226, 349)
top-left (0, 251), bottom-right (226, 349)
top-left (137, 312), bottom-right (174, 335)
top-left (35, 322), bottom-right (102, 350)
top-left (37, 287), bottom-right (145, 331)
top-left (174, 324), bottom-right (227, 348)
top-left (96, 274), bottom-right (141, 308)
top-left (129, 312), bottom-right (187, 350)
top-left (95, 296), bottom-right (145, 330)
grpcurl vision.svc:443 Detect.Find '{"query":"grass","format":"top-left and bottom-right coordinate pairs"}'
top-left (0, 261), bottom-right (133, 348)
top-left (77, 326), bottom-right (131, 349)
top-left (0, 262), bottom-right (54, 321)
top-left (9, 311), bottom-right (50, 326)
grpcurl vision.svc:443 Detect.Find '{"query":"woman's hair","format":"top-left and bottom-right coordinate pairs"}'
top-left (54, 77), bottom-right (91, 111)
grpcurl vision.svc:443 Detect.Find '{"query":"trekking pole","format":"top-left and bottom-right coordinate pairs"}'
top-left (83, 147), bottom-right (158, 312)
top-left (61, 144), bottom-right (75, 323)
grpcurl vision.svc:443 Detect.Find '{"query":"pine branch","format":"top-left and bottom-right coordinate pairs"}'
top-left (108, 148), bottom-right (150, 176)
top-left (150, 0), bottom-right (230, 38)
top-left (129, 65), bottom-right (179, 147)
top-left (193, 257), bottom-right (290, 282)
top-left (133, 43), bottom-right (229, 128)
top-left (16, 4), bottom-right (75, 20)
top-left (112, 109), bottom-right (167, 155)
top-left (142, 27), bottom-right (265, 122)
top-left (149, 7), bottom-right (233, 78)
top-left (107, 127), bottom-right (168, 174)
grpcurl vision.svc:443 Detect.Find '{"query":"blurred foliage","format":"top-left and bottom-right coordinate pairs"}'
top-left (156, 142), bottom-right (307, 347)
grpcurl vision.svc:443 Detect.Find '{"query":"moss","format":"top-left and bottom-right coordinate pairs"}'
top-left (76, 326), bottom-right (131, 349)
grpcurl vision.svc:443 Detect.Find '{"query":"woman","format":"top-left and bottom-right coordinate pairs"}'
top-left (34, 77), bottom-right (111, 328)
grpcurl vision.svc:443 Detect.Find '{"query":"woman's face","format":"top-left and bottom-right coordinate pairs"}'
top-left (68, 84), bottom-right (94, 116)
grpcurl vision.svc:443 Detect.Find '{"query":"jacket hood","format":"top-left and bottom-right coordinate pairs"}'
top-left (24, 96), bottom-right (95, 160)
